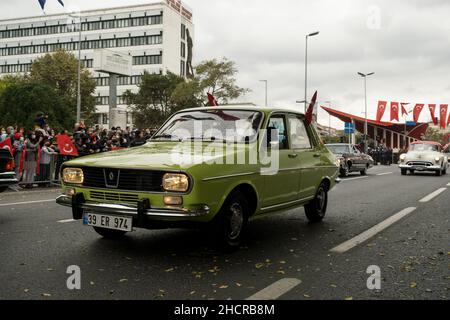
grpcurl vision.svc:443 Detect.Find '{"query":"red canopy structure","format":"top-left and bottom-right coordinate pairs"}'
top-left (322, 106), bottom-right (429, 149)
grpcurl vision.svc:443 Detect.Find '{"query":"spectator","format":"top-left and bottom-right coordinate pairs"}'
top-left (23, 132), bottom-right (43, 188)
top-left (13, 133), bottom-right (24, 179)
top-left (39, 141), bottom-right (58, 186)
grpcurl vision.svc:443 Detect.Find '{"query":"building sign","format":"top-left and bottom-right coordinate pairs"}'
top-left (93, 49), bottom-right (132, 76)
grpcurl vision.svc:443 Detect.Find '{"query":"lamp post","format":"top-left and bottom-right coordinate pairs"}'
top-left (259, 80), bottom-right (268, 107)
top-left (402, 103), bottom-right (410, 148)
top-left (305, 31), bottom-right (320, 113)
top-left (69, 14), bottom-right (83, 124)
top-left (358, 72), bottom-right (375, 153)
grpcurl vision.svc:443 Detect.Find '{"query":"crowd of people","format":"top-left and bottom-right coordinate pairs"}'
top-left (0, 113), bottom-right (157, 189)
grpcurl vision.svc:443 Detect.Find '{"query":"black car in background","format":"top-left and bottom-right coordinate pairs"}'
top-left (326, 143), bottom-right (374, 177)
top-left (0, 149), bottom-right (17, 193)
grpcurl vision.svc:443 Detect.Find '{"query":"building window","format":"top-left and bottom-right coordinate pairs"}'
top-left (181, 42), bottom-right (186, 58)
top-left (180, 60), bottom-right (185, 77)
top-left (181, 24), bottom-right (186, 40)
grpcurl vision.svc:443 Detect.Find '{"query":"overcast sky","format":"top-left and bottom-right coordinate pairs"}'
top-left (1, 0), bottom-right (450, 128)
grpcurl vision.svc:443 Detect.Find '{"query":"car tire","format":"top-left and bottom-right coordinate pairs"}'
top-left (93, 227), bottom-right (127, 239)
top-left (305, 182), bottom-right (328, 223)
top-left (360, 167), bottom-right (367, 176)
top-left (401, 169), bottom-right (407, 175)
top-left (435, 169), bottom-right (442, 177)
top-left (340, 166), bottom-right (349, 177)
top-left (212, 191), bottom-right (249, 252)
top-left (409, 170), bottom-right (415, 175)
top-left (0, 186), bottom-right (8, 193)
top-left (443, 166), bottom-right (447, 175)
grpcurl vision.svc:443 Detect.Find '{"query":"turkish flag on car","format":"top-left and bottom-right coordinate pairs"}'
top-left (413, 104), bottom-right (425, 123)
top-left (390, 102), bottom-right (399, 121)
top-left (0, 138), bottom-right (13, 156)
top-left (376, 101), bottom-right (387, 122)
top-left (207, 93), bottom-right (219, 107)
top-left (57, 135), bottom-right (79, 157)
top-left (305, 91), bottom-right (318, 125)
top-left (440, 104), bottom-right (448, 129)
top-left (428, 104), bottom-right (438, 125)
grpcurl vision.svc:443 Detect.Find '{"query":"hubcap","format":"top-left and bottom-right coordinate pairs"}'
top-left (317, 188), bottom-right (326, 211)
top-left (229, 203), bottom-right (244, 240)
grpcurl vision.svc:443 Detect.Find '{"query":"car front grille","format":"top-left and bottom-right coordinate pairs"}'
top-left (82, 167), bottom-right (165, 192)
top-left (407, 161), bottom-right (433, 167)
top-left (90, 191), bottom-right (140, 204)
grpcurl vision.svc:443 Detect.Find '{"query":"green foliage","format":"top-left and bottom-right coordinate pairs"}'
top-left (30, 49), bottom-right (97, 126)
top-left (0, 81), bottom-right (73, 130)
top-left (195, 58), bottom-right (249, 104)
top-left (127, 58), bottom-right (249, 129)
top-left (424, 127), bottom-right (446, 145)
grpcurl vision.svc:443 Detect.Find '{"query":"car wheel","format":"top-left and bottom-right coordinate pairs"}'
top-left (360, 167), bottom-right (367, 176)
top-left (212, 191), bottom-right (249, 252)
top-left (305, 182), bottom-right (328, 223)
top-left (435, 169), bottom-right (442, 177)
top-left (93, 227), bottom-right (127, 239)
top-left (340, 166), bottom-right (349, 177)
top-left (409, 170), bottom-right (415, 175)
top-left (443, 166), bottom-right (447, 175)
top-left (401, 169), bottom-right (407, 176)
top-left (0, 186), bottom-right (8, 193)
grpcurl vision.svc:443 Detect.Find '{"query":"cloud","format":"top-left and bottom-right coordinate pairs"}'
top-left (1, 0), bottom-right (449, 127)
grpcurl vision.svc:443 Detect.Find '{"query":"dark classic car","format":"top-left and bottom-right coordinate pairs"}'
top-left (326, 143), bottom-right (374, 177)
top-left (0, 148), bottom-right (18, 193)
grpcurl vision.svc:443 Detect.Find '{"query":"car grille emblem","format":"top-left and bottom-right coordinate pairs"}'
top-left (109, 172), bottom-right (115, 181)
top-left (104, 169), bottom-right (120, 188)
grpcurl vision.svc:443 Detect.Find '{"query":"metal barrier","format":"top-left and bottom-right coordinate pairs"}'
top-left (17, 154), bottom-right (62, 188)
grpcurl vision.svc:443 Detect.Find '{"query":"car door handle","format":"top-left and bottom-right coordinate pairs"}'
top-left (289, 154), bottom-right (298, 159)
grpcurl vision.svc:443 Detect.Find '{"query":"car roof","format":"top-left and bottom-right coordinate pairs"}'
top-left (179, 105), bottom-right (305, 116)
top-left (411, 141), bottom-right (441, 146)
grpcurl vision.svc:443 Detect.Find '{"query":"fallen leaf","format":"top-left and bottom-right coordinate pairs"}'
top-left (24, 289), bottom-right (29, 293)
top-left (345, 297), bottom-right (353, 301)
top-left (190, 291), bottom-right (196, 295)
top-left (235, 283), bottom-right (242, 287)
top-left (279, 261), bottom-right (287, 264)
top-left (47, 268), bottom-right (55, 272)
top-left (277, 270), bottom-right (285, 275)
top-left (410, 282), bottom-right (417, 288)
top-left (255, 263), bottom-right (264, 269)
top-left (303, 294), bottom-right (310, 298)
top-left (90, 281), bottom-right (95, 285)
top-left (331, 284), bottom-right (337, 288)
top-left (42, 293), bottom-right (51, 297)
top-left (119, 279), bottom-right (128, 283)
top-left (165, 268), bottom-right (175, 272)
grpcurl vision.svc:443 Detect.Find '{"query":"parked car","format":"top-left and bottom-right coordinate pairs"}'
top-left (56, 106), bottom-right (340, 251)
top-left (325, 143), bottom-right (374, 177)
top-left (399, 141), bottom-right (448, 176)
top-left (0, 148), bottom-right (18, 193)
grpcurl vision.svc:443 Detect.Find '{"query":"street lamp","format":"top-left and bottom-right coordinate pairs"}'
top-left (358, 72), bottom-right (375, 153)
top-left (69, 14), bottom-right (83, 124)
top-left (305, 31), bottom-right (320, 113)
top-left (259, 80), bottom-right (268, 107)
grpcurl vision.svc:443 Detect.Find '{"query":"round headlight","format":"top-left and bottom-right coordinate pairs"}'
top-left (400, 154), bottom-right (407, 161)
top-left (62, 168), bottom-right (84, 184)
top-left (435, 157), bottom-right (441, 163)
top-left (162, 173), bottom-right (189, 192)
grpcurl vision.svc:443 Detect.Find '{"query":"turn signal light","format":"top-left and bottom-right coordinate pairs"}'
top-left (5, 160), bottom-right (14, 171)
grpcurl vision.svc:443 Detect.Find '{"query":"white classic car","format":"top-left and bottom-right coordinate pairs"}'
top-left (399, 141), bottom-right (448, 176)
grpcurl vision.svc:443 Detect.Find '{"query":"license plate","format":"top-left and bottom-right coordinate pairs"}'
top-left (83, 213), bottom-right (133, 232)
top-left (413, 167), bottom-right (425, 171)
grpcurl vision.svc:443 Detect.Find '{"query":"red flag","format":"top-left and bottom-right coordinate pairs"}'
top-left (440, 104), bottom-right (448, 129)
top-left (428, 104), bottom-right (438, 125)
top-left (401, 103), bottom-right (409, 116)
top-left (376, 101), bottom-right (387, 122)
top-left (413, 104), bottom-right (425, 123)
top-left (305, 91), bottom-right (318, 124)
top-left (390, 102), bottom-right (399, 121)
top-left (447, 111), bottom-right (450, 127)
top-left (0, 138), bottom-right (13, 156)
top-left (57, 134), bottom-right (79, 156)
top-left (207, 93), bottom-right (219, 107)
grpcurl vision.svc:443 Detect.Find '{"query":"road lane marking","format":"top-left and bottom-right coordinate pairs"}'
top-left (0, 199), bottom-right (55, 207)
top-left (419, 188), bottom-right (447, 203)
top-left (341, 176), bottom-right (369, 182)
top-left (330, 207), bottom-right (417, 254)
top-left (246, 278), bottom-right (302, 300)
top-left (377, 172), bottom-right (393, 176)
top-left (57, 219), bottom-right (76, 223)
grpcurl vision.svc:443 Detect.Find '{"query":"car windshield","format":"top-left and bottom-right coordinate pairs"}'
top-left (326, 145), bottom-right (351, 155)
top-left (153, 109), bottom-right (264, 143)
top-left (409, 144), bottom-right (439, 152)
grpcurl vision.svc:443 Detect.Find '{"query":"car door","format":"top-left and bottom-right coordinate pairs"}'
top-left (287, 114), bottom-right (322, 200)
top-left (260, 114), bottom-right (301, 209)
top-left (351, 146), bottom-right (364, 169)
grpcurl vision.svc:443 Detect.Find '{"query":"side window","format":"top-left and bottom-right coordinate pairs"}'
top-left (288, 115), bottom-right (312, 149)
top-left (268, 115), bottom-right (289, 150)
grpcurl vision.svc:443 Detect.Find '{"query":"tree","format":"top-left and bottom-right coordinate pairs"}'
top-left (195, 58), bottom-right (249, 104)
top-left (0, 81), bottom-right (72, 130)
top-left (123, 72), bottom-right (185, 129)
top-left (423, 127), bottom-right (446, 145)
top-left (30, 49), bottom-right (97, 126)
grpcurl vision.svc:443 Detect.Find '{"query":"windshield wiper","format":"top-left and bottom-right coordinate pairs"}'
top-left (152, 134), bottom-right (182, 142)
top-left (186, 136), bottom-right (227, 143)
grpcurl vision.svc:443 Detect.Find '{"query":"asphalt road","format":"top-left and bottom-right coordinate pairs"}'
top-left (0, 165), bottom-right (448, 300)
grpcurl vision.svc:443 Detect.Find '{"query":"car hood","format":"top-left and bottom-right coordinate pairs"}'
top-left (405, 151), bottom-right (442, 160)
top-left (64, 141), bottom-right (250, 171)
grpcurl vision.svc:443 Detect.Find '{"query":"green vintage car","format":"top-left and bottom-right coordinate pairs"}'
top-left (57, 106), bottom-right (340, 251)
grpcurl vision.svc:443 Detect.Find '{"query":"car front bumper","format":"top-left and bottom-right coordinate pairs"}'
top-left (399, 164), bottom-right (442, 171)
top-left (0, 172), bottom-right (18, 187)
top-left (56, 194), bottom-right (210, 219)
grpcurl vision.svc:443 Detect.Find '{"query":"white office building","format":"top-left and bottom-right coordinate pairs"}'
top-left (0, 0), bottom-right (194, 128)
